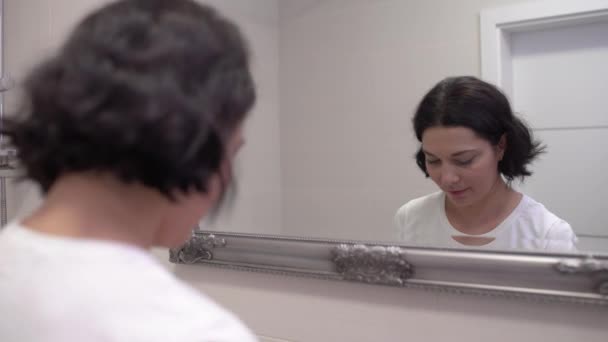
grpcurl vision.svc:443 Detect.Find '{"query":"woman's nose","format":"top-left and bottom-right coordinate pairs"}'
top-left (440, 167), bottom-right (460, 186)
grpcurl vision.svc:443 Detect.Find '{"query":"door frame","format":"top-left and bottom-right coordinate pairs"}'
top-left (480, 0), bottom-right (608, 96)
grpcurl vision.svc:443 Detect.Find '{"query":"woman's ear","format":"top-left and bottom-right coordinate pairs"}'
top-left (497, 134), bottom-right (507, 160)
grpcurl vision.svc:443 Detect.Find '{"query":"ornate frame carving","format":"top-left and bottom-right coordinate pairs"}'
top-left (171, 231), bottom-right (608, 306)
top-left (331, 244), bottom-right (414, 285)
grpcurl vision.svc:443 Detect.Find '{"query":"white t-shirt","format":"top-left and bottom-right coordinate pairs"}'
top-left (0, 223), bottom-right (257, 342)
top-left (394, 192), bottom-right (577, 252)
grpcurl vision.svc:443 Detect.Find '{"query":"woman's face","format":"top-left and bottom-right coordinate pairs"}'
top-left (421, 126), bottom-right (505, 208)
top-left (158, 125), bottom-right (245, 247)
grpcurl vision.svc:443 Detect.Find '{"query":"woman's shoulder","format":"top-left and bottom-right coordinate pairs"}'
top-left (95, 265), bottom-right (257, 341)
top-left (396, 191), bottom-right (443, 215)
top-left (147, 278), bottom-right (257, 341)
top-left (394, 191), bottom-right (446, 242)
top-left (516, 194), bottom-right (575, 239)
top-left (394, 191), bottom-right (443, 228)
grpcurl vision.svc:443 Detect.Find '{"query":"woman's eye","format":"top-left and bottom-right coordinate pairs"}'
top-left (454, 158), bottom-right (473, 166)
top-left (426, 159), bottom-right (440, 165)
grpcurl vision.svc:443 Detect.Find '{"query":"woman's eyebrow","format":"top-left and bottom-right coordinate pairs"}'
top-left (451, 149), bottom-right (477, 157)
top-left (423, 149), bottom-right (478, 158)
top-left (422, 150), bottom-right (437, 158)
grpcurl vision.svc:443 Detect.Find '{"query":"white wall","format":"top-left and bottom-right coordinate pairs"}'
top-left (277, 0), bottom-right (535, 241)
top-left (3, 0), bottom-right (283, 235)
top-left (195, 0), bottom-right (283, 235)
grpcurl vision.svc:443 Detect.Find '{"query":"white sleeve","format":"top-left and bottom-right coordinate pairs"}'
top-left (545, 220), bottom-right (578, 252)
top-left (394, 204), bottom-right (412, 241)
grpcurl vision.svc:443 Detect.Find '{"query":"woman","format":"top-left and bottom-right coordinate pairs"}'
top-left (395, 76), bottom-right (576, 251)
top-left (0, 0), bottom-right (257, 341)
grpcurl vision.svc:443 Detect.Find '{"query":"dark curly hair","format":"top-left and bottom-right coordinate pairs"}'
top-left (413, 76), bottom-right (544, 182)
top-left (2, 0), bottom-right (255, 199)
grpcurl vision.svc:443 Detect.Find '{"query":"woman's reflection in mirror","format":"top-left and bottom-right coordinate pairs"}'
top-left (395, 76), bottom-right (577, 251)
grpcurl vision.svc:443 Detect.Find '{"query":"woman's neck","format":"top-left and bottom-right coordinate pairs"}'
top-left (22, 173), bottom-right (168, 249)
top-left (445, 177), bottom-right (522, 235)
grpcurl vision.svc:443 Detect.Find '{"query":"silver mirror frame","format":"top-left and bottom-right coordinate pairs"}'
top-left (171, 231), bottom-right (608, 306)
top-left (170, 2), bottom-right (608, 307)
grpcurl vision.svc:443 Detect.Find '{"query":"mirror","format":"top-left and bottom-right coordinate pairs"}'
top-left (200, 0), bottom-right (608, 254)
top-left (3, 0), bottom-right (608, 255)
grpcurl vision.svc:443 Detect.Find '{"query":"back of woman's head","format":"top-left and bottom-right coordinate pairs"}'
top-left (3, 0), bottom-right (255, 198)
top-left (413, 76), bottom-right (544, 182)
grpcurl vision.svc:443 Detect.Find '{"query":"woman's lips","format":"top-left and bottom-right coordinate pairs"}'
top-left (448, 188), bottom-right (468, 196)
